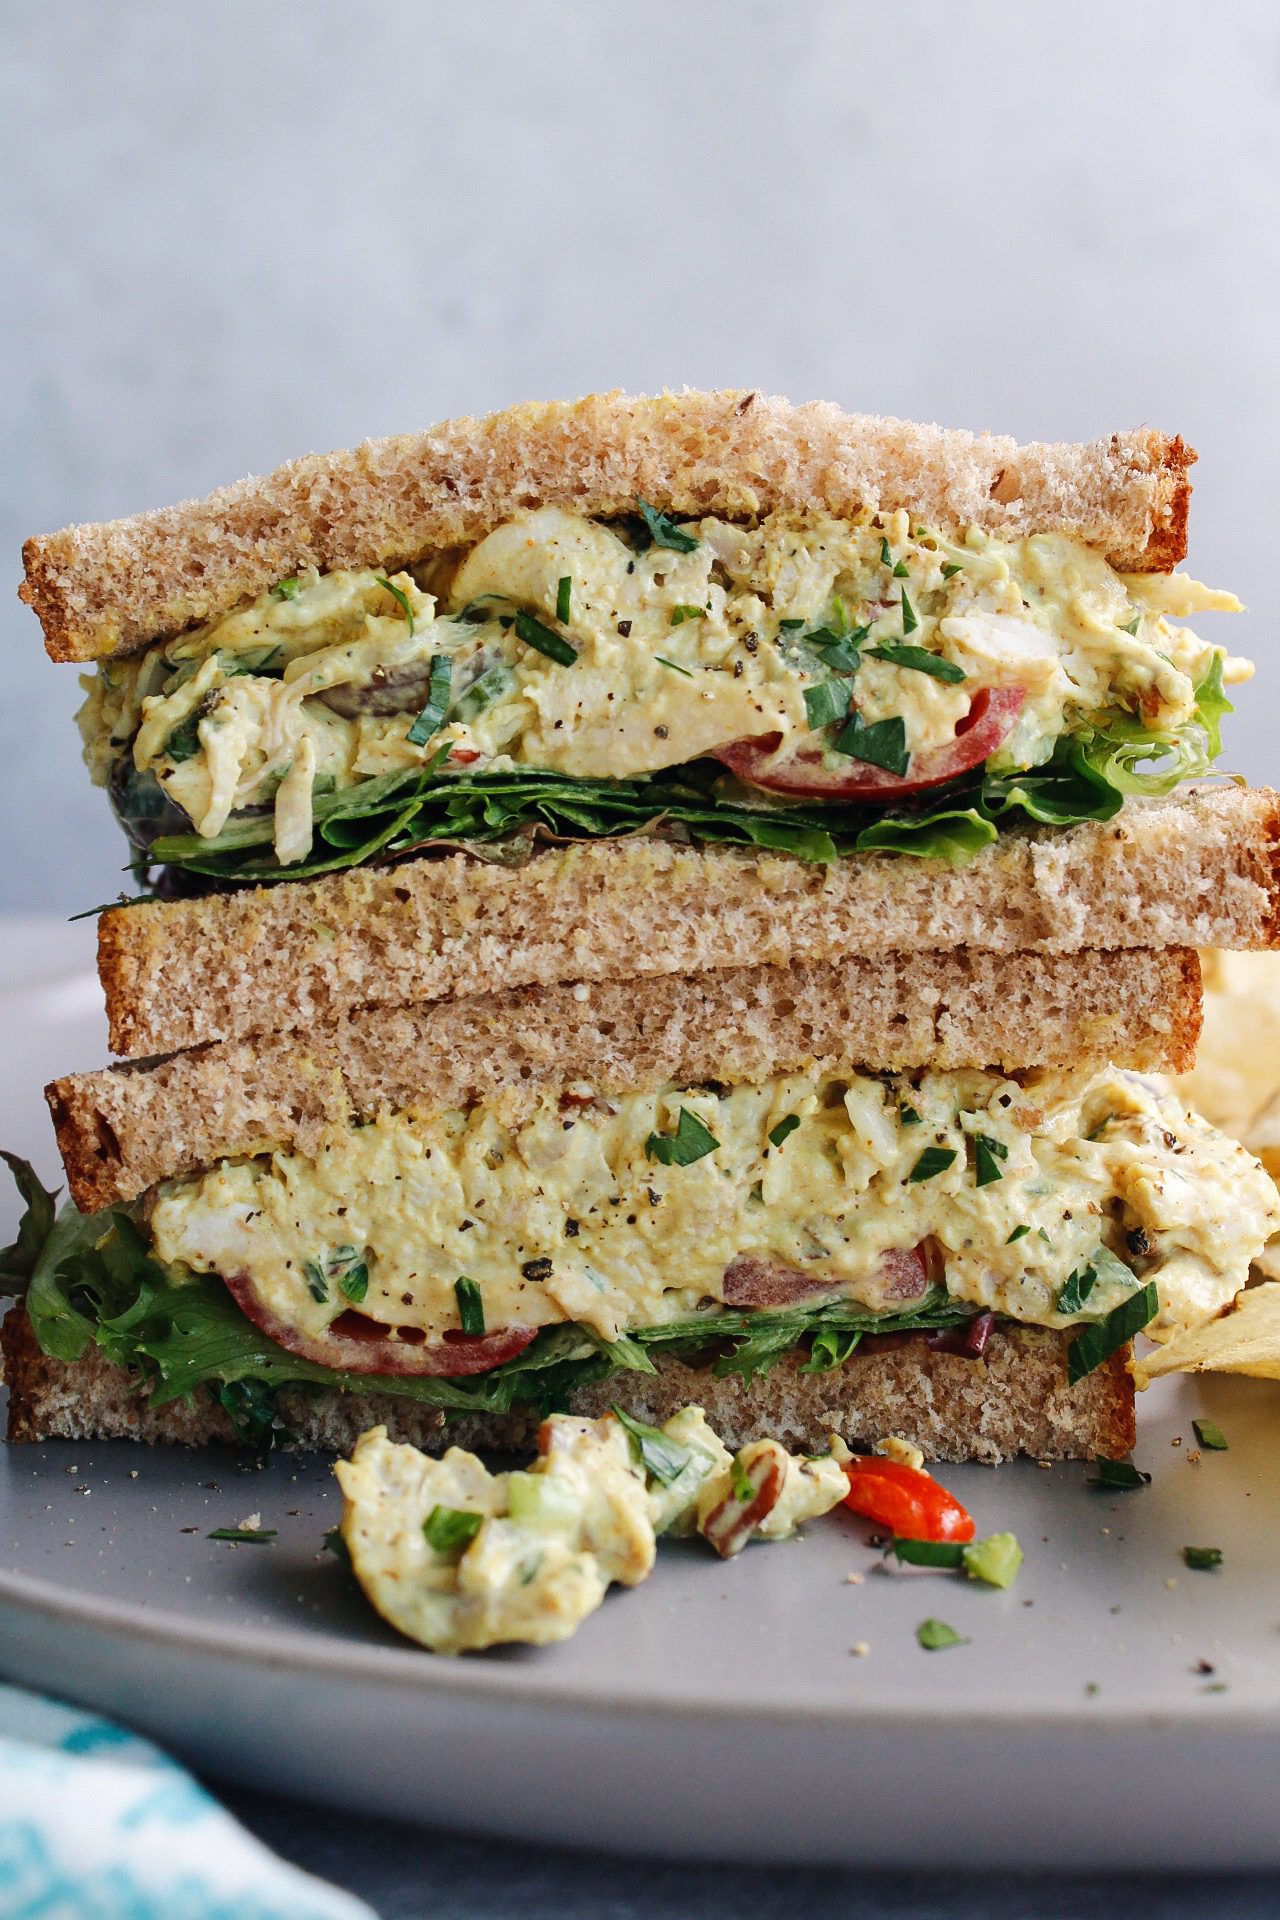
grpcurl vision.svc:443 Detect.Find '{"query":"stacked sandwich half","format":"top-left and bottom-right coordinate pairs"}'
top-left (7, 391), bottom-right (1279, 1465)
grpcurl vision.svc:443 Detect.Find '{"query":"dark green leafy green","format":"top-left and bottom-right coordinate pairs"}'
top-left (271, 577), bottom-right (301, 600)
top-left (1192, 1418), bottom-right (1228, 1452)
top-left (898, 1104), bottom-right (922, 1126)
top-left (556, 576), bottom-right (572, 624)
top-left (208, 1527), bottom-right (277, 1543)
top-left (670, 604), bottom-right (705, 625)
top-left (909, 1147), bottom-right (957, 1183)
top-left (1056, 1264), bottom-right (1097, 1315)
top-left (889, 1538), bottom-right (966, 1569)
top-left (1183, 1546), bottom-right (1223, 1571)
top-left (1089, 1457), bottom-right (1151, 1490)
top-left (611, 1405), bottom-right (692, 1485)
top-left (375, 577), bottom-right (415, 636)
top-left (1007, 1224), bottom-right (1031, 1243)
top-left (900, 588), bottom-right (919, 635)
top-left (973, 1135), bottom-right (1007, 1188)
top-left (514, 609), bottom-right (577, 666)
top-left (1068, 1282), bottom-right (1159, 1384)
top-left (833, 711), bottom-right (909, 775)
top-left (0, 1154), bottom-right (58, 1289)
top-left (645, 1108), bottom-right (719, 1167)
top-left (406, 656), bottom-right (453, 746)
top-left (768, 1115), bottom-right (801, 1148)
top-left (455, 1276), bottom-right (485, 1335)
top-left (803, 678), bottom-right (854, 730)
top-left (867, 644), bottom-right (966, 684)
top-left (636, 499), bottom-right (700, 553)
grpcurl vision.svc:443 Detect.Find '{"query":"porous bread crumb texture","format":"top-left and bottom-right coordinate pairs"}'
top-left (99, 785), bottom-right (1276, 1060)
top-left (0, 1307), bottom-right (1135, 1465)
top-left (50, 946), bottom-right (1200, 1212)
top-left (22, 389), bottom-right (1194, 663)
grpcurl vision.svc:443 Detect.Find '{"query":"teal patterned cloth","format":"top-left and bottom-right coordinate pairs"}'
top-left (0, 1684), bottom-right (376, 1919)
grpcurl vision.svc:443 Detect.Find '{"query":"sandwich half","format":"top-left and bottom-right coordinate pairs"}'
top-left (8, 946), bottom-right (1276, 1464)
top-left (19, 390), bottom-right (1268, 1056)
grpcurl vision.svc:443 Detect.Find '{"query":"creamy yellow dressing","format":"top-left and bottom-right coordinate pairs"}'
top-left (147, 1065), bottom-right (1278, 1348)
top-left (80, 507), bottom-right (1244, 866)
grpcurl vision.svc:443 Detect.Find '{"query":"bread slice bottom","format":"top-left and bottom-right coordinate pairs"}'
top-left (0, 1306), bottom-right (1135, 1466)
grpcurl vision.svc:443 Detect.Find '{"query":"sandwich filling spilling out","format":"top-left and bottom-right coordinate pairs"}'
top-left (10, 1066), bottom-right (1275, 1447)
top-left (80, 505), bottom-right (1248, 885)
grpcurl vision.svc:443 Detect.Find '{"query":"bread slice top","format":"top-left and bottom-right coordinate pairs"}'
top-left (49, 945), bottom-right (1201, 1211)
top-left (98, 784), bottom-right (1273, 1060)
top-left (22, 390), bottom-right (1194, 664)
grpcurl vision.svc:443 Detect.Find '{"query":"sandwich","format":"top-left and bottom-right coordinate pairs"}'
top-left (5, 945), bottom-right (1277, 1463)
top-left (18, 390), bottom-right (1269, 1058)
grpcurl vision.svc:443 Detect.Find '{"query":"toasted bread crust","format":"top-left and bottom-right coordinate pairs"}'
top-left (22, 391), bottom-right (1194, 664)
top-left (0, 1304), bottom-right (1136, 1465)
top-left (97, 786), bottom-right (1271, 1060)
top-left (49, 946), bottom-right (1201, 1211)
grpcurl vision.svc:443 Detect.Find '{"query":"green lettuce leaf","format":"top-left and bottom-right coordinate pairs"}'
top-left (0, 1166), bottom-right (975, 1445)
top-left (118, 661), bottom-right (1230, 896)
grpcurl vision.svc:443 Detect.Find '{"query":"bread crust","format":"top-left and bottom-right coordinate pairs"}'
top-left (21, 390), bottom-right (1195, 664)
top-left (49, 946), bottom-right (1200, 1213)
top-left (97, 785), bottom-right (1273, 1060)
top-left (0, 1304), bottom-right (1136, 1465)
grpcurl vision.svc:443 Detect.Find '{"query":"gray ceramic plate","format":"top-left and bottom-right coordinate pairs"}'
top-left (1, 925), bottom-right (1279, 1868)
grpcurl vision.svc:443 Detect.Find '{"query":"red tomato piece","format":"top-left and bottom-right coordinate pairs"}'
top-left (222, 1272), bottom-right (537, 1377)
top-left (841, 1457), bottom-right (975, 1542)
top-left (713, 686), bottom-right (1025, 800)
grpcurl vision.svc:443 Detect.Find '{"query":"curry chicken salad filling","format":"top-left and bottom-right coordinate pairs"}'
top-left (142, 1065), bottom-right (1277, 1382)
top-left (80, 504), bottom-right (1249, 883)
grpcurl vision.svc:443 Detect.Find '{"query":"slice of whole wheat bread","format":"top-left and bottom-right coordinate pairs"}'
top-left (49, 945), bottom-right (1200, 1213)
top-left (22, 390), bottom-right (1194, 664)
top-left (0, 1305), bottom-right (1136, 1465)
top-left (98, 785), bottom-right (1273, 1059)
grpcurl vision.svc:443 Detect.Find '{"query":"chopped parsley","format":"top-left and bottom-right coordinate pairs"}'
top-left (1006, 1224), bottom-right (1031, 1243)
top-left (804, 678), bottom-right (854, 731)
top-left (339, 1262), bottom-right (369, 1304)
top-left (455, 1276), bottom-right (485, 1336)
top-left (879, 537), bottom-right (894, 567)
top-left (890, 1538), bottom-right (965, 1569)
top-left (916, 1617), bottom-right (967, 1652)
top-left (636, 498), bottom-right (700, 553)
top-left (730, 1453), bottom-right (754, 1502)
top-left (832, 710), bottom-right (909, 776)
top-left (303, 1259), bottom-right (328, 1304)
top-left (654, 654), bottom-right (694, 678)
top-left (612, 1406), bottom-right (692, 1486)
top-left (898, 1103), bottom-right (922, 1126)
top-left (406, 654), bottom-right (453, 746)
top-left (1056, 1264), bottom-right (1097, 1315)
top-left (941, 562), bottom-right (963, 579)
top-left (514, 608), bottom-right (578, 666)
top-left (909, 1146), bottom-right (958, 1183)
top-left (900, 588), bottom-right (919, 636)
top-left (556, 575), bottom-right (572, 624)
top-left (973, 1134), bottom-right (1008, 1188)
top-left (1183, 1546), bottom-right (1223, 1571)
top-left (423, 1505), bottom-right (483, 1556)
top-left (867, 643), bottom-right (966, 685)
top-left (164, 715), bottom-right (203, 763)
top-left (645, 1107), bottom-right (720, 1167)
top-left (1121, 613), bottom-right (1142, 636)
top-left (1067, 1282), bottom-right (1159, 1384)
top-left (208, 1527), bottom-right (276, 1543)
top-left (669, 604), bottom-right (706, 625)
top-left (1089, 1457), bottom-right (1150, 1490)
top-left (769, 1114), bottom-right (801, 1148)
top-left (1192, 1418), bottom-right (1228, 1451)
top-left (376, 577), bottom-right (415, 636)
top-left (271, 576), bottom-right (301, 600)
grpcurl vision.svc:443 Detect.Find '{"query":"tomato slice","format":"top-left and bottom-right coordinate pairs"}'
top-left (713, 686), bottom-right (1025, 800)
top-left (841, 1457), bottom-right (975, 1542)
top-left (222, 1272), bottom-right (537, 1377)
top-left (721, 1245), bottom-right (933, 1309)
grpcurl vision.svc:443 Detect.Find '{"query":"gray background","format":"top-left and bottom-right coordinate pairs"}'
top-left (3, 0), bottom-right (1278, 912)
